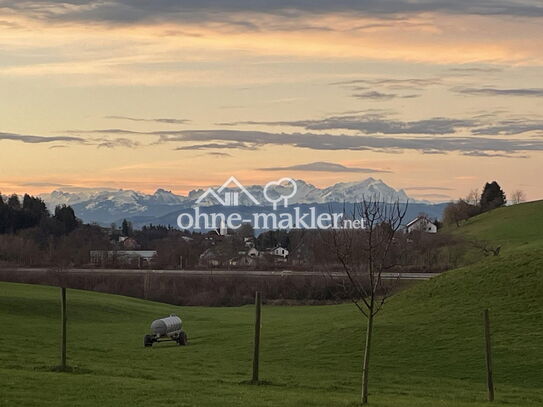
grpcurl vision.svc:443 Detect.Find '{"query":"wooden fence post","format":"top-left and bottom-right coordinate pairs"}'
top-left (252, 291), bottom-right (262, 383)
top-left (483, 309), bottom-right (495, 402)
top-left (143, 272), bottom-right (151, 300)
top-left (60, 287), bottom-right (67, 369)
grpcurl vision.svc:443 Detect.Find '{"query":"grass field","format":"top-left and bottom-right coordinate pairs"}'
top-left (455, 200), bottom-right (543, 252)
top-left (1, 202), bottom-right (542, 406)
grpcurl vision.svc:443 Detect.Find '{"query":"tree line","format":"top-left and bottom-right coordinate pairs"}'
top-left (0, 193), bottom-right (112, 267)
top-left (0, 193), bottom-right (78, 235)
top-left (443, 181), bottom-right (517, 227)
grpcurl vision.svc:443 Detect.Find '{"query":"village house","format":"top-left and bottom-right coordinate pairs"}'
top-left (270, 246), bottom-right (289, 258)
top-left (258, 246), bottom-right (289, 263)
top-left (119, 236), bottom-right (140, 250)
top-left (247, 247), bottom-right (259, 257)
top-left (405, 216), bottom-right (438, 234)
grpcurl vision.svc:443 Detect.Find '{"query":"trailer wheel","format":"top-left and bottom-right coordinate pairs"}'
top-left (177, 331), bottom-right (188, 346)
top-left (144, 335), bottom-right (153, 347)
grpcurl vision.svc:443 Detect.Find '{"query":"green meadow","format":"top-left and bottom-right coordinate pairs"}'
top-left (1, 201), bottom-right (542, 406)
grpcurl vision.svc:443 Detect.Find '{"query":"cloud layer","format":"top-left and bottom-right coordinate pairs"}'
top-left (106, 116), bottom-right (190, 124)
top-left (218, 114), bottom-right (476, 135)
top-left (259, 161), bottom-right (391, 173)
top-left (160, 129), bottom-right (543, 154)
top-left (454, 87), bottom-right (543, 97)
top-left (0, 132), bottom-right (83, 144)
top-left (0, 131), bottom-right (139, 149)
top-left (66, 109), bottom-right (543, 156)
top-left (216, 112), bottom-right (543, 138)
top-left (5, 1), bottom-right (543, 24)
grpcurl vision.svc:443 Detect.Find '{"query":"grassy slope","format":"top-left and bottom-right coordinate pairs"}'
top-left (457, 200), bottom-right (543, 252)
top-left (1, 202), bottom-right (542, 407)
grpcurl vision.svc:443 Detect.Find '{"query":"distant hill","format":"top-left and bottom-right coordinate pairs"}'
top-left (380, 200), bottom-right (543, 391)
top-left (453, 200), bottom-right (543, 252)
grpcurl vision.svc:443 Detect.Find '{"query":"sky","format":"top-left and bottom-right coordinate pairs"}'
top-left (0, 0), bottom-right (542, 202)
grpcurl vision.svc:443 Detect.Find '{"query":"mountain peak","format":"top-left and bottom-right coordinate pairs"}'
top-left (154, 188), bottom-right (172, 194)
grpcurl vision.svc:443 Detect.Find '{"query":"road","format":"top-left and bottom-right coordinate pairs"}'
top-left (3, 268), bottom-right (438, 280)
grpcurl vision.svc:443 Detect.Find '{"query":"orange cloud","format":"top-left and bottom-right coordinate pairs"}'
top-left (0, 12), bottom-right (542, 86)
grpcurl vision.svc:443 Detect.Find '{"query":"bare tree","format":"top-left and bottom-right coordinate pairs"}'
top-left (465, 188), bottom-right (480, 207)
top-left (510, 190), bottom-right (526, 205)
top-left (442, 199), bottom-right (479, 227)
top-left (322, 198), bottom-right (408, 404)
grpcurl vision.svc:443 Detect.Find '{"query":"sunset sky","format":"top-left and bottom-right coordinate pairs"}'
top-left (1, 1), bottom-right (542, 202)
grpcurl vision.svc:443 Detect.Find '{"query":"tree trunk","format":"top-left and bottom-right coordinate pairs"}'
top-left (361, 310), bottom-right (374, 404)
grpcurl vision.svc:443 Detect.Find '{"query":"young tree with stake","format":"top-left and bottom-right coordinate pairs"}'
top-left (323, 198), bottom-right (408, 405)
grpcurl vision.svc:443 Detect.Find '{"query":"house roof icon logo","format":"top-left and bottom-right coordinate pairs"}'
top-left (196, 176), bottom-right (260, 206)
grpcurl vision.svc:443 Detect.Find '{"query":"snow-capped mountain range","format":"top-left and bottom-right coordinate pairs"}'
top-left (188, 177), bottom-right (412, 207)
top-left (38, 178), bottom-right (434, 226)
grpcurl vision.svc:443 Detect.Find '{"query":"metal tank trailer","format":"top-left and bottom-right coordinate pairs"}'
top-left (144, 315), bottom-right (188, 347)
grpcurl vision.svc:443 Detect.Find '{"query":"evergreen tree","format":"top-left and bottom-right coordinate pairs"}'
top-left (7, 194), bottom-right (21, 210)
top-left (236, 223), bottom-right (254, 239)
top-left (121, 218), bottom-right (133, 236)
top-left (22, 194), bottom-right (48, 223)
top-left (480, 181), bottom-right (507, 212)
top-left (0, 193), bottom-right (6, 234)
top-left (54, 205), bottom-right (78, 234)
